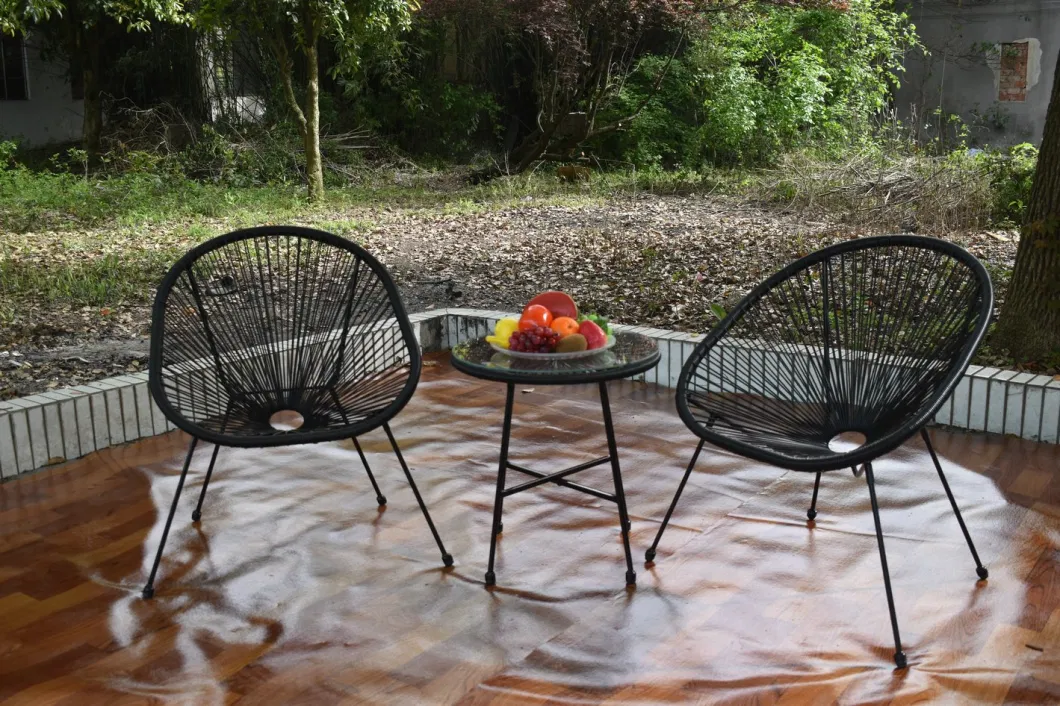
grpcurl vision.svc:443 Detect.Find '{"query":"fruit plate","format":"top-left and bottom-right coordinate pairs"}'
top-left (490, 336), bottom-right (617, 360)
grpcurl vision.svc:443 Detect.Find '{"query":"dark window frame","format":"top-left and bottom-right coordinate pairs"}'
top-left (1, 34), bottom-right (29, 101)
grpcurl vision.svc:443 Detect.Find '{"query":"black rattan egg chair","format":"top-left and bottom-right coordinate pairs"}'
top-left (646, 235), bottom-right (993, 669)
top-left (143, 225), bottom-right (452, 599)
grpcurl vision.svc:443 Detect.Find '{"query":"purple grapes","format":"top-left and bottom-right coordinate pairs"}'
top-left (508, 325), bottom-right (560, 353)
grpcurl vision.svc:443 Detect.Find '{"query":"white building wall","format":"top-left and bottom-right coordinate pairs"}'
top-left (0, 33), bottom-right (83, 147)
top-left (896, 0), bottom-right (1059, 147)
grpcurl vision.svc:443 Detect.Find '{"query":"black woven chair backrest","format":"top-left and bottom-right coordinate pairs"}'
top-left (149, 226), bottom-right (421, 446)
top-left (678, 235), bottom-right (993, 470)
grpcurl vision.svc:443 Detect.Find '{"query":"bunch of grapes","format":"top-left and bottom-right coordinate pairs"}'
top-left (509, 325), bottom-right (559, 353)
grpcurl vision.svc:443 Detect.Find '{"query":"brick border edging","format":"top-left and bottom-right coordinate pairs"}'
top-left (0, 311), bottom-right (445, 478)
top-left (2, 308), bottom-right (1057, 477)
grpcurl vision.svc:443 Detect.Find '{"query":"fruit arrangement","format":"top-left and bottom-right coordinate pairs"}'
top-left (486, 291), bottom-right (614, 354)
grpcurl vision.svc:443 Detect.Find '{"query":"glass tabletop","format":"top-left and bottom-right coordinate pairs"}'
top-left (450, 331), bottom-right (661, 385)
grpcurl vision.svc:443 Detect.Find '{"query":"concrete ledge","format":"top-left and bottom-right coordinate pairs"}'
top-left (2, 308), bottom-right (1057, 478)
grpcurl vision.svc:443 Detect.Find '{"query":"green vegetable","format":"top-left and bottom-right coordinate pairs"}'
top-left (579, 313), bottom-right (612, 335)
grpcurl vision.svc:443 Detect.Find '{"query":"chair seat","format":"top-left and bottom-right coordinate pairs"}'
top-left (685, 392), bottom-right (917, 471)
top-left (175, 371), bottom-right (411, 447)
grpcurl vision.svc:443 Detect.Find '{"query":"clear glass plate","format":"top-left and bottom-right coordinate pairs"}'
top-left (490, 336), bottom-right (617, 360)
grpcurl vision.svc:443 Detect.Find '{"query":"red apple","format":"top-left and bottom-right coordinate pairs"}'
top-left (579, 319), bottom-right (608, 349)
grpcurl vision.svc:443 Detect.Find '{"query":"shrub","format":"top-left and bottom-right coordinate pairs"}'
top-left (0, 140), bottom-right (18, 169)
top-left (360, 79), bottom-right (500, 158)
top-left (178, 124), bottom-right (302, 187)
top-left (975, 143), bottom-right (1038, 226)
top-left (592, 0), bottom-right (916, 168)
top-left (754, 149), bottom-right (993, 231)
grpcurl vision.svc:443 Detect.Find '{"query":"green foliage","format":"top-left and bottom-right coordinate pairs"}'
top-left (177, 124), bottom-right (302, 187)
top-left (362, 79), bottom-right (500, 157)
top-left (0, 166), bottom-right (307, 232)
top-left (0, 251), bottom-right (173, 306)
top-left (0, 140), bottom-right (17, 169)
top-left (49, 147), bottom-right (90, 178)
top-left (590, 54), bottom-right (701, 169)
top-left (195, 0), bottom-right (415, 77)
top-left (593, 0), bottom-right (916, 168)
top-left (975, 143), bottom-right (1039, 225)
top-left (1, 0), bottom-right (186, 36)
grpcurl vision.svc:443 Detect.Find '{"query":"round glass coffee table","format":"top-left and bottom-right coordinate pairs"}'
top-left (450, 331), bottom-right (660, 587)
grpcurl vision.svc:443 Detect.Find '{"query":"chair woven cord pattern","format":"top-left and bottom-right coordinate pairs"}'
top-left (154, 232), bottom-right (414, 442)
top-left (684, 241), bottom-right (988, 463)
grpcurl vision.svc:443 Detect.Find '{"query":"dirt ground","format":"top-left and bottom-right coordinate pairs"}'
top-left (0, 193), bottom-right (1023, 400)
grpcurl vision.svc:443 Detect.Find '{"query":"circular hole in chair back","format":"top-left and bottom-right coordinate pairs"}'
top-left (828, 431), bottom-right (867, 454)
top-left (269, 410), bottom-right (305, 432)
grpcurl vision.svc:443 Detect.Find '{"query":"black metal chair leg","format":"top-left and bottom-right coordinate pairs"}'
top-left (191, 443), bottom-right (221, 522)
top-left (486, 384), bottom-right (515, 587)
top-left (921, 429), bottom-right (988, 580)
top-left (191, 402), bottom-right (231, 522)
top-left (645, 439), bottom-right (705, 564)
top-left (864, 462), bottom-right (907, 669)
top-left (382, 422), bottom-right (453, 568)
top-left (143, 437), bottom-right (199, 599)
top-left (353, 437), bottom-right (388, 506)
top-left (600, 382), bottom-right (636, 586)
top-left (807, 471), bottom-right (822, 521)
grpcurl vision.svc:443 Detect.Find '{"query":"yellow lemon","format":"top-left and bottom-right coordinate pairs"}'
top-left (487, 318), bottom-right (520, 349)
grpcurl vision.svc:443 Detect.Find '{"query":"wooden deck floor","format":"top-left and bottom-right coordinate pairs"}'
top-left (2, 354), bottom-right (1059, 705)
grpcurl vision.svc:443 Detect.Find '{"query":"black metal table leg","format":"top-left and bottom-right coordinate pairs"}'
top-left (600, 382), bottom-right (636, 586)
top-left (485, 383), bottom-right (515, 587)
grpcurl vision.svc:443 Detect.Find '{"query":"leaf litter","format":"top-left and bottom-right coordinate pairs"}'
top-left (0, 193), bottom-right (1023, 400)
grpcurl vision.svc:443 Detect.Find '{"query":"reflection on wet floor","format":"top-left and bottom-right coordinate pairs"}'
top-left (1, 354), bottom-right (1059, 704)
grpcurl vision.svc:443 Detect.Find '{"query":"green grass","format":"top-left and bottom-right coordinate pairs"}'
top-left (0, 250), bottom-right (178, 308)
top-left (0, 164), bottom-right (747, 318)
top-left (0, 165), bottom-right (728, 234)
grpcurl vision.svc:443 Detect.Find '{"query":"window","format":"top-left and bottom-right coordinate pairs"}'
top-left (1, 34), bottom-right (28, 101)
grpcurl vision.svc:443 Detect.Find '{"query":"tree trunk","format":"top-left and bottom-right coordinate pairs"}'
top-left (303, 31), bottom-right (325, 202)
top-left (995, 47), bottom-right (1060, 362)
top-left (74, 24), bottom-right (102, 154)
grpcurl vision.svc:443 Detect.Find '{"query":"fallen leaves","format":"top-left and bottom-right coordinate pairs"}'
top-left (0, 191), bottom-right (1026, 400)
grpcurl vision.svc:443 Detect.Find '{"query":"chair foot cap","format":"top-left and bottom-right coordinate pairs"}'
top-left (976, 566), bottom-right (989, 580)
top-left (625, 571), bottom-right (637, 586)
top-left (191, 510), bottom-right (201, 522)
top-left (644, 549), bottom-right (656, 564)
top-left (442, 553), bottom-right (454, 567)
top-left (894, 652), bottom-right (907, 669)
top-left (376, 495), bottom-right (387, 507)
top-left (484, 571), bottom-right (496, 587)
top-left (141, 586), bottom-right (154, 600)
top-left (807, 509), bottom-right (817, 521)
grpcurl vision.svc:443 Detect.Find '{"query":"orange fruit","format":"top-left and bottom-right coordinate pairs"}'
top-left (550, 316), bottom-right (580, 338)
